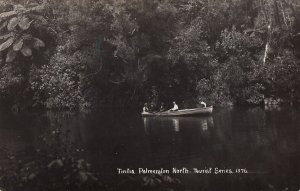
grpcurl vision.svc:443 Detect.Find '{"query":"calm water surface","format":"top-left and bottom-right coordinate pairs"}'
top-left (0, 106), bottom-right (299, 190)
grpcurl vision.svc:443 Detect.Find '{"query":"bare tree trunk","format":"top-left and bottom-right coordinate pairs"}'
top-left (260, 0), bottom-right (269, 23)
top-left (263, 42), bottom-right (269, 65)
top-left (263, 24), bottom-right (272, 66)
top-left (273, 0), bottom-right (282, 29)
top-left (279, 1), bottom-right (289, 28)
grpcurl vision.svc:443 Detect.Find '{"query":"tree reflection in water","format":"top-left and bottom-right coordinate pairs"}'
top-left (142, 116), bottom-right (214, 133)
top-left (0, 107), bottom-right (299, 191)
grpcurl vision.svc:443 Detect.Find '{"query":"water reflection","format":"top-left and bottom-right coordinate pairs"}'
top-left (201, 119), bottom-right (208, 131)
top-left (143, 117), bottom-right (149, 133)
top-left (0, 107), bottom-right (299, 191)
top-left (142, 116), bottom-right (214, 133)
top-left (172, 118), bottom-right (180, 132)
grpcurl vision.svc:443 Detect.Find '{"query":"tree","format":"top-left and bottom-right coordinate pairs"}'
top-left (0, 2), bottom-right (47, 62)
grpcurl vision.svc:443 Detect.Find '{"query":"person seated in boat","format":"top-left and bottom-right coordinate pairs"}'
top-left (143, 103), bottom-right (149, 113)
top-left (160, 102), bottom-right (166, 111)
top-left (170, 101), bottom-right (179, 111)
top-left (149, 103), bottom-right (156, 112)
top-left (200, 101), bottom-right (207, 108)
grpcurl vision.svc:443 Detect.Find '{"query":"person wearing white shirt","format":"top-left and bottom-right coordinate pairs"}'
top-left (142, 103), bottom-right (149, 113)
top-left (170, 101), bottom-right (179, 111)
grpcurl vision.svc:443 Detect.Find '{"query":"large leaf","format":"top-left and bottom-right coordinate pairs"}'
top-left (0, 11), bottom-right (17, 20)
top-left (7, 17), bottom-right (19, 31)
top-left (33, 37), bottom-right (45, 48)
top-left (13, 38), bottom-right (23, 51)
top-left (79, 171), bottom-right (88, 183)
top-left (29, 5), bottom-right (45, 13)
top-left (0, 33), bottom-right (14, 40)
top-left (0, 21), bottom-right (8, 31)
top-left (21, 34), bottom-right (32, 40)
top-left (18, 17), bottom-right (34, 30)
top-left (13, 4), bottom-right (26, 12)
top-left (21, 45), bottom-right (32, 56)
top-left (6, 49), bottom-right (17, 62)
top-left (47, 159), bottom-right (63, 168)
top-left (29, 15), bottom-right (48, 25)
top-left (0, 37), bottom-right (14, 52)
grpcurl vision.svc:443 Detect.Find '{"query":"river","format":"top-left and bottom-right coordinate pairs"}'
top-left (0, 106), bottom-right (299, 190)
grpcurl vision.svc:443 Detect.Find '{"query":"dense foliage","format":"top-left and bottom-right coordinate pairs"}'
top-left (0, 0), bottom-right (299, 110)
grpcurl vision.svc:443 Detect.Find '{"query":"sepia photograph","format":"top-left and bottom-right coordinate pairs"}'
top-left (0, 0), bottom-right (299, 190)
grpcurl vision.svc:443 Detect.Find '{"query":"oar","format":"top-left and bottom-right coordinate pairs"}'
top-left (152, 111), bottom-right (162, 118)
top-left (153, 109), bottom-right (173, 118)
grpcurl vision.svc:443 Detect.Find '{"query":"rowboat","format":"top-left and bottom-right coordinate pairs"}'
top-left (141, 106), bottom-right (213, 117)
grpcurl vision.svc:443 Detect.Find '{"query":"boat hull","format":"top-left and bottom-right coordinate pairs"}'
top-left (142, 106), bottom-right (213, 117)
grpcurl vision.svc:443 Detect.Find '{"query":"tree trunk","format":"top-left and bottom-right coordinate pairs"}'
top-left (273, 0), bottom-right (282, 29)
